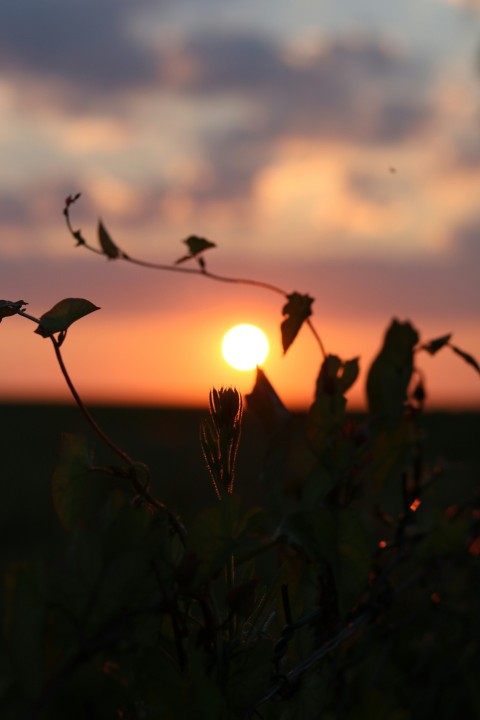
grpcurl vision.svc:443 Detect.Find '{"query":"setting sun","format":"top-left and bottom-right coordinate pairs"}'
top-left (222, 324), bottom-right (269, 371)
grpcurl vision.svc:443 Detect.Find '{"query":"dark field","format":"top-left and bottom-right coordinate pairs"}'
top-left (1, 403), bottom-right (479, 563)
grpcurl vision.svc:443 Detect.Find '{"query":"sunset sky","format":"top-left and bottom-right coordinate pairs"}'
top-left (1, 0), bottom-right (479, 410)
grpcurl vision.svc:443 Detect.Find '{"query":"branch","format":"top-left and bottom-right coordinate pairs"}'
top-left (63, 197), bottom-right (326, 357)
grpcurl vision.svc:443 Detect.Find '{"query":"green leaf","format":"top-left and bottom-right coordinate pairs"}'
top-left (335, 507), bottom-right (371, 615)
top-left (0, 300), bottom-right (27, 322)
top-left (279, 508), bottom-right (371, 616)
top-left (51, 433), bottom-right (93, 530)
top-left (34, 298), bottom-right (100, 337)
top-left (281, 292), bottom-right (314, 354)
top-left (98, 220), bottom-right (126, 259)
top-left (175, 235), bottom-right (216, 264)
top-left (420, 333), bottom-right (452, 355)
top-left (450, 344), bottom-right (480, 375)
top-left (188, 495), bottom-right (263, 585)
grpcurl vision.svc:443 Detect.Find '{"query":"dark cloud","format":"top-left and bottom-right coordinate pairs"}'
top-left (189, 129), bottom-right (274, 202)
top-left (0, 180), bottom-right (168, 232)
top-left (173, 33), bottom-right (432, 144)
top-left (0, 0), bottom-right (162, 97)
top-left (0, 191), bottom-right (32, 225)
top-left (162, 32), bottom-right (432, 200)
top-left (1, 10), bottom-right (433, 205)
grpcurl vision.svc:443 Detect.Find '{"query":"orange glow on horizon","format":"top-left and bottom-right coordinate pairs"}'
top-left (0, 286), bottom-right (479, 411)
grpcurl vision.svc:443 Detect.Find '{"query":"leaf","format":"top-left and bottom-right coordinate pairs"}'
top-left (281, 292), bottom-right (314, 354)
top-left (366, 319), bottom-right (419, 427)
top-left (279, 508), bottom-right (371, 616)
top-left (335, 508), bottom-right (371, 615)
top-left (450, 344), bottom-right (480, 375)
top-left (51, 433), bottom-right (93, 530)
top-left (98, 220), bottom-right (126, 259)
top-left (0, 299), bottom-right (27, 322)
top-left (306, 393), bottom-right (347, 453)
top-left (188, 495), bottom-right (263, 585)
top-left (338, 357), bottom-right (360, 394)
top-left (420, 333), bottom-right (452, 355)
top-left (175, 235), bottom-right (216, 264)
top-left (315, 355), bottom-right (359, 399)
top-left (64, 192), bottom-right (81, 210)
top-left (72, 229), bottom-right (87, 247)
top-left (34, 298), bottom-right (100, 337)
top-left (246, 367), bottom-right (291, 434)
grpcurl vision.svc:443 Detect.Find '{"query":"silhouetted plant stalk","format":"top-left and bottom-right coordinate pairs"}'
top-left (201, 387), bottom-right (243, 499)
top-left (201, 387), bottom-right (243, 632)
top-left (14, 303), bottom-right (187, 543)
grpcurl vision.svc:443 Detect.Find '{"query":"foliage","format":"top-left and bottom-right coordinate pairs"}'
top-left (0, 196), bottom-right (479, 719)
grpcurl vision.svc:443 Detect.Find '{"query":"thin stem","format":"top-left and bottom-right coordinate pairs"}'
top-left (17, 307), bottom-right (187, 543)
top-left (83, 239), bottom-right (287, 296)
top-left (50, 335), bottom-right (134, 466)
top-left (64, 201), bottom-right (326, 354)
top-left (306, 318), bottom-right (327, 360)
top-left (51, 336), bottom-right (188, 541)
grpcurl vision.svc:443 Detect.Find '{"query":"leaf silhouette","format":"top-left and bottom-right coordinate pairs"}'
top-left (366, 319), bottom-right (419, 426)
top-left (175, 235), bottom-right (216, 265)
top-left (246, 367), bottom-right (290, 434)
top-left (421, 334), bottom-right (452, 355)
top-left (281, 292), bottom-right (314, 354)
top-left (35, 298), bottom-right (100, 338)
top-left (98, 220), bottom-right (128, 259)
top-left (450, 345), bottom-right (480, 375)
top-left (0, 299), bottom-right (27, 322)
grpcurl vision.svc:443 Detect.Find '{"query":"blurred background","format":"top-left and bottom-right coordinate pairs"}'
top-left (1, 0), bottom-right (479, 409)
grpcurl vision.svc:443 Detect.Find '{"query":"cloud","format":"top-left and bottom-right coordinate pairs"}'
top-left (444, 0), bottom-right (480, 9)
top-left (155, 32), bottom-right (433, 201)
top-left (450, 212), bottom-right (480, 263)
top-left (170, 33), bottom-right (432, 145)
top-left (0, 0), bottom-right (162, 99)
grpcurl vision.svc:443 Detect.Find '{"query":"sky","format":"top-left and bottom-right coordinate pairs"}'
top-left (1, 0), bottom-right (479, 410)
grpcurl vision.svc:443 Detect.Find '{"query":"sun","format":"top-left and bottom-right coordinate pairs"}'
top-left (222, 324), bottom-right (269, 371)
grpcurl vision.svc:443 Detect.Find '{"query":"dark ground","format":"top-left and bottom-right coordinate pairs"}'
top-left (1, 403), bottom-right (479, 562)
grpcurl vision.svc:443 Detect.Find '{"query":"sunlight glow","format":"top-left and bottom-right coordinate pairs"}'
top-left (222, 324), bottom-right (269, 371)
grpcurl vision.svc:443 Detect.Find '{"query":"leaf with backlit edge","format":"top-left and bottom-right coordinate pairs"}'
top-left (281, 292), bottom-right (314, 354)
top-left (34, 298), bottom-right (100, 337)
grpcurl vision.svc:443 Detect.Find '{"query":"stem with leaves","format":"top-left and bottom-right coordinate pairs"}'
top-left (63, 194), bottom-right (327, 359)
top-left (11, 303), bottom-right (186, 543)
